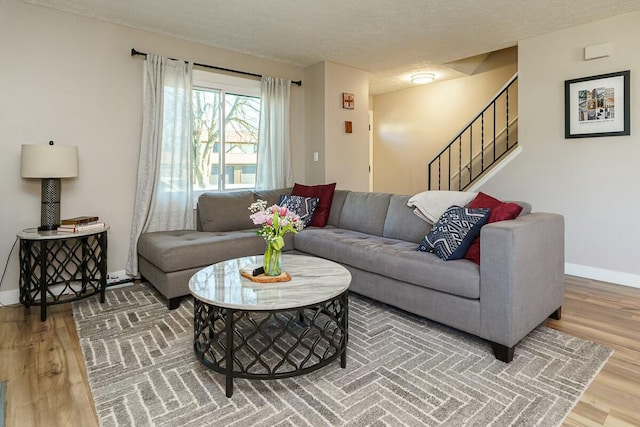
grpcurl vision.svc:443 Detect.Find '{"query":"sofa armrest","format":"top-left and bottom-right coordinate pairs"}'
top-left (479, 213), bottom-right (564, 347)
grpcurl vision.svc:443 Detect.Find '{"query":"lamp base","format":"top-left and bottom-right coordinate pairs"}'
top-left (40, 178), bottom-right (61, 230)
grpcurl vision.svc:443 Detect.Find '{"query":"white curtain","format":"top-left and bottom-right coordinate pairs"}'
top-left (126, 54), bottom-right (194, 276)
top-left (255, 76), bottom-right (292, 190)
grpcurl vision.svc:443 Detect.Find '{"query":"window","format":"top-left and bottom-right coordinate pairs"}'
top-left (192, 71), bottom-right (261, 192)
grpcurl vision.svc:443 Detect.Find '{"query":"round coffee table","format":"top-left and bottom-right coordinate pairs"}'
top-left (189, 254), bottom-right (351, 397)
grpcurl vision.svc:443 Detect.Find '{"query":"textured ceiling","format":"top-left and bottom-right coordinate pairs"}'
top-left (20, 0), bottom-right (640, 94)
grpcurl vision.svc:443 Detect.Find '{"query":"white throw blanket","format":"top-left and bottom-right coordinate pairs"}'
top-left (408, 191), bottom-right (478, 223)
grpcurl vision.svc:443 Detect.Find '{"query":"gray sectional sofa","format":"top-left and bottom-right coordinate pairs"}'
top-left (137, 187), bottom-right (565, 362)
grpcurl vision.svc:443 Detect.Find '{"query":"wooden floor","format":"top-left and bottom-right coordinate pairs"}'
top-left (0, 277), bottom-right (638, 426)
top-left (548, 277), bottom-right (640, 427)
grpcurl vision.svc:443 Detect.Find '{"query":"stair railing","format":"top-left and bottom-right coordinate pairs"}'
top-left (428, 73), bottom-right (518, 191)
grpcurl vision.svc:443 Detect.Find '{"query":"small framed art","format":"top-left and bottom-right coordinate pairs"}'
top-left (564, 70), bottom-right (630, 138)
top-left (342, 93), bottom-right (354, 110)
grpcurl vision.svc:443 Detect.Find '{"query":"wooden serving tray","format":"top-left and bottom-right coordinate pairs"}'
top-left (240, 271), bottom-right (291, 283)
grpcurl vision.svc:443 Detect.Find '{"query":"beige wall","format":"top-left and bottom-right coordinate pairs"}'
top-left (303, 61), bottom-right (370, 191)
top-left (0, 0), bottom-right (304, 301)
top-left (480, 11), bottom-right (640, 287)
top-left (303, 63), bottom-right (326, 184)
top-left (324, 62), bottom-right (369, 191)
top-left (373, 48), bottom-right (517, 195)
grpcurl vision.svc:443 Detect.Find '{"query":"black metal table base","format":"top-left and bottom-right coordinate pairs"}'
top-left (193, 291), bottom-right (348, 397)
top-left (19, 231), bottom-right (108, 321)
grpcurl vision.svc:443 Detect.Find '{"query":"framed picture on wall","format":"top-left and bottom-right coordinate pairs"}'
top-left (342, 93), bottom-right (354, 109)
top-left (564, 70), bottom-right (630, 138)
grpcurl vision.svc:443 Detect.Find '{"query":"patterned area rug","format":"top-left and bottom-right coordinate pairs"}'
top-left (73, 283), bottom-right (611, 427)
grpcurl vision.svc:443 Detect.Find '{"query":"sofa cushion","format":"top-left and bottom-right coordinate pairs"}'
top-left (417, 237), bottom-right (434, 253)
top-left (279, 195), bottom-right (319, 227)
top-left (383, 195), bottom-right (433, 243)
top-left (327, 190), bottom-right (349, 227)
top-left (339, 192), bottom-right (391, 236)
top-left (470, 192), bottom-right (524, 223)
top-left (424, 206), bottom-right (490, 261)
top-left (515, 201), bottom-right (532, 216)
top-left (254, 187), bottom-right (293, 206)
top-left (294, 228), bottom-right (480, 299)
top-left (138, 230), bottom-right (295, 272)
top-left (291, 183), bottom-right (336, 227)
top-left (464, 192), bottom-right (524, 264)
top-left (198, 191), bottom-right (256, 232)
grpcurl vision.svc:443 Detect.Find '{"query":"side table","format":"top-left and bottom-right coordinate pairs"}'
top-left (17, 227), bottom-right (108, 321)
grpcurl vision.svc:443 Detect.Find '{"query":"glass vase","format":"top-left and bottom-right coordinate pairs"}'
top-left (263, 241), bottom-right (283, 276)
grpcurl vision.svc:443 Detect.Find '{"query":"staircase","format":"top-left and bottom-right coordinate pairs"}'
top-left (428, 73), bottom-right (518, 191)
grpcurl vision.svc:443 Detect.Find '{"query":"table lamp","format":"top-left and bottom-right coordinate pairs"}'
top-left (21, 141), bottom-right (79, 231)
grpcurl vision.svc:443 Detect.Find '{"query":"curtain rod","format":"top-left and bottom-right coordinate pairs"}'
top-left (131, 48), bottom-right (302, 86)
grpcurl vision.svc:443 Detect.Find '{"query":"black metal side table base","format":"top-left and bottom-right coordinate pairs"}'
top-left (193, 291), bottom-right (348, 397)
top-left (18, 230), bottom-right (108, 321)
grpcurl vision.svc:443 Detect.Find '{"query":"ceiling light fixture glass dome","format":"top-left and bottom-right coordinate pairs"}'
top-left (411, 73), bottom-right (435, 84)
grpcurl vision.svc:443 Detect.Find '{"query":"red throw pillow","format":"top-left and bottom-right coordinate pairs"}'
top-left (291, 183), bottom-right (336, 227)
top-left (464, 192), bottom-right (523, 264)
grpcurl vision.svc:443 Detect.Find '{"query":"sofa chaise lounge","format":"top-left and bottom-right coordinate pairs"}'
top-left (137, 188), bottom-right (564, 362)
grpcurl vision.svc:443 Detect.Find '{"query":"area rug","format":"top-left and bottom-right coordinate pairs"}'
top-left (73, 283), bottom-right (612, 427)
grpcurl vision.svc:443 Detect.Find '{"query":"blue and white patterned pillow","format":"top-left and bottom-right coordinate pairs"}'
top-left (279, 195), bottom-right (320, 227)
top-left (417, 237), bottom-right (434, 253)
top-left (418, 205), bottom-right (490, 260)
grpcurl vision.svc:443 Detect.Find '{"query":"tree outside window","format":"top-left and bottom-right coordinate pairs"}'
top-left (192, 87), bottom-right (260, 191)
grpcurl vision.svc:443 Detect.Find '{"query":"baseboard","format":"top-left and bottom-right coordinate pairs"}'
top-left (565, 263), bottom-right (640, 289)
top-left (0, 275), bottom-right (135, 307)
top-left (107, 269), bottom-right (133, 286)
top-left (0, 289), bottom-right (20, 307)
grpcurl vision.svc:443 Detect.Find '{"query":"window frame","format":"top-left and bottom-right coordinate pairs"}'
top-left (192, 70), bottom-right (261, 196)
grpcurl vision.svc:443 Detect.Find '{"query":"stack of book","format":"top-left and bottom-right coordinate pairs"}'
top-left (57, 216), bottom-right (106, 233)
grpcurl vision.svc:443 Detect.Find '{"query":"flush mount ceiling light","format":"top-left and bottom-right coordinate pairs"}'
top-left (411, 73), bottom-right (435, 84)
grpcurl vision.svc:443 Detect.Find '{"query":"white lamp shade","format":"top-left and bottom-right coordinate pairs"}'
top-left (21, 144), bottom-right (79, 178)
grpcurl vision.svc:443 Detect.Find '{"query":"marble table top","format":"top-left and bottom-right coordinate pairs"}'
top-left (189, 255), bottom-right (351, 310)
top-left (17, 226), bottom-right (109, 240)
